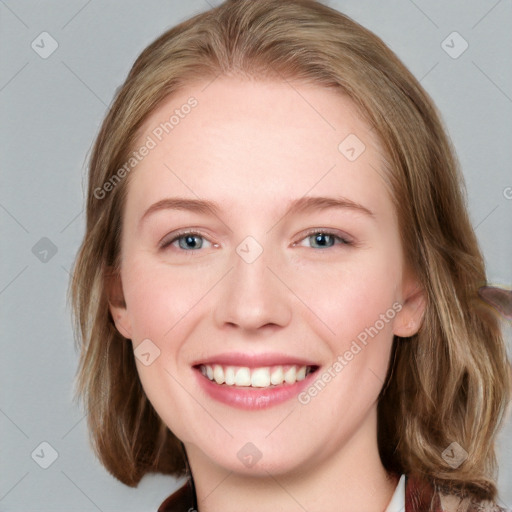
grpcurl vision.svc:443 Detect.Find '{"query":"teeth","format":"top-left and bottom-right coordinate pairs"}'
top-left (270, 366), bottom-right (284, 385)
top-left (213, 364), bottom-right (225, 384)
top-left (199, 364), bottom-right (312, 387)
top-left (235, 367), bottom-right (251, 386)
top-left (251, 367), bottom-right (271, 387)
top-left (284, 366), bottom-right (296, 384)
top-left (225, 366), bottom-right (236, 385)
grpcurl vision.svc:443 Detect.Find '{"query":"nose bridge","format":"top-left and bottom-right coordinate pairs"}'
top-left (213, 234), bottom-right (292, 331)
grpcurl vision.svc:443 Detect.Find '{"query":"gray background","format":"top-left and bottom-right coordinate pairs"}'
top-left (1, 0), bottom-right (511, 510)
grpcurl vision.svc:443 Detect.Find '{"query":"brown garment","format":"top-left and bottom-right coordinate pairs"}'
top-left (157, 474), bottom-right (509, 512)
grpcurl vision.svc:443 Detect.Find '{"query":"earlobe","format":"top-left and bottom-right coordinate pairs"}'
top-left (105, 266), bottom-right (132, 339)
top-left (393, 283), bottom-right (426, 338)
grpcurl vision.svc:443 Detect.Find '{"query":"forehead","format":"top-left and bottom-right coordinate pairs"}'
top-left (125, 77), bottom-right (393, 223)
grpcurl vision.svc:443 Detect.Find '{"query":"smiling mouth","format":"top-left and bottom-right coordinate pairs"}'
top-left (196, 364), bottom-right (319, 388)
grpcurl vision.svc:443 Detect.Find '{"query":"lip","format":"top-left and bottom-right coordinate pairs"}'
top-left (193, 354), bottom-right (320, 410)
top-left (191, 351), bottom-right (318, 368)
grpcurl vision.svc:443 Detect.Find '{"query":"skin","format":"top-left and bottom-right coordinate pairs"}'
top-left (109, 77), bottom-right (426, 511)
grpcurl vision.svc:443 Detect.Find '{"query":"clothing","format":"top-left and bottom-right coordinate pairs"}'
top-left (158, 473), bottom-right (509, 512)
top-left (385, 474), bottom-right (405, 512)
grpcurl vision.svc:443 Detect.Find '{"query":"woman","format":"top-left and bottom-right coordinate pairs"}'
top-left (70, 0), bottom-right (511, 510)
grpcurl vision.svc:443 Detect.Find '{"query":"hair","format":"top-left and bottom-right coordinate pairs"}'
top-left (70, 0), bottom-right (511, 502)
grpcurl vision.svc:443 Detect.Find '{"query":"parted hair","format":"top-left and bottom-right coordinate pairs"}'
top-left (70, 0), bottom-right (511, 501)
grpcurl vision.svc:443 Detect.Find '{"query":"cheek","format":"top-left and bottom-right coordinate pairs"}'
top-left (295, 262), bottom-right (400, 421)
top-left (121, 257), bottom-right (211, 441)
top-left (291, 254), bottom-right (401, 351)
top-left (121, 255), bottom-right (218, 340)
top-left (133, 357), bottom-right (200, 445)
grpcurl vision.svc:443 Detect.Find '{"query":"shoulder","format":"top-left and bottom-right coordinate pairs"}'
top-left (405, 474), bottom-right (510, 512)
top-left (157, 479), bottom-right (195, 512)
top-left (438, 493), bottom-right (510, 512)
top-left (158, 475), bottom-right (510, 512)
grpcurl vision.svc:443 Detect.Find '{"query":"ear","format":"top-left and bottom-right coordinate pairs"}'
top-left (393, 275), bottom-right (426, 338)
top-left (105, 266), bottom-right (133, 339)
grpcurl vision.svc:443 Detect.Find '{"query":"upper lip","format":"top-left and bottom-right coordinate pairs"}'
top-left (192, 352), bottom-right (319, 368)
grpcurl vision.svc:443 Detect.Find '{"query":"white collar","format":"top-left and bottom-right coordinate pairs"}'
top-left (384, 474), bottom-right (406, 512)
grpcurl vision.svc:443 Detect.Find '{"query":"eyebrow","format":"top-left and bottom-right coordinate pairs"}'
top-left (138, 195), bottom-right (375, 228)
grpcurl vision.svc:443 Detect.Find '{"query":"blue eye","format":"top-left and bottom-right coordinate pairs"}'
top-left (299, 231), bottom-right (351, 249)
top-left (310, 233), bottom-right (335, 248)
top-left (161, 230), bottom-right (351, 252)
top-left (177, 234), bottom-right (204, 250)
top-left (162, 232), bottom-right (212, 251)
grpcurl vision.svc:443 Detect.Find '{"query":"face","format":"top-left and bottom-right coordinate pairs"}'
top-left (109, 77), bottom-right (425, 478)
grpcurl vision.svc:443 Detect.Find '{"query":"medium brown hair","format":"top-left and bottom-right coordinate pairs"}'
top-left (70, 0), bottom-right (511, 500)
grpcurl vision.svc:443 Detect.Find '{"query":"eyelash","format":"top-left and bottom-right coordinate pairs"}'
top-left (297, 228), bottom-right (353, 248)
top-left (159, 228), bottom-right (353, 252)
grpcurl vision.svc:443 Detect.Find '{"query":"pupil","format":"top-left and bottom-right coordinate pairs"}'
top-left (315, 234), bottom-right (329, 246)
top-left (181, 235), bottom-right (201, 249)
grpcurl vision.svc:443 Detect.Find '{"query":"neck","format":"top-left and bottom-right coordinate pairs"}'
top-left (185, 407), bottom-right (399, 512)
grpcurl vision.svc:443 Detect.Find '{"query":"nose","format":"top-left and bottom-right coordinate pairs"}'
top-left (212, 240), bottom-right (292, 334)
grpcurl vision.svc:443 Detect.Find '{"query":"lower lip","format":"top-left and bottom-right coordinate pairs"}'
top-left (194, 368), bottom-right (317, 410)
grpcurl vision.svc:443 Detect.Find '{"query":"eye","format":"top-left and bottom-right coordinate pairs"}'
top-left (159, 229), bottom-right (351, 252)
top-left (160, 231), bottom-right (214, 251)
top-left (295, 230), bottom-right (352, 249)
